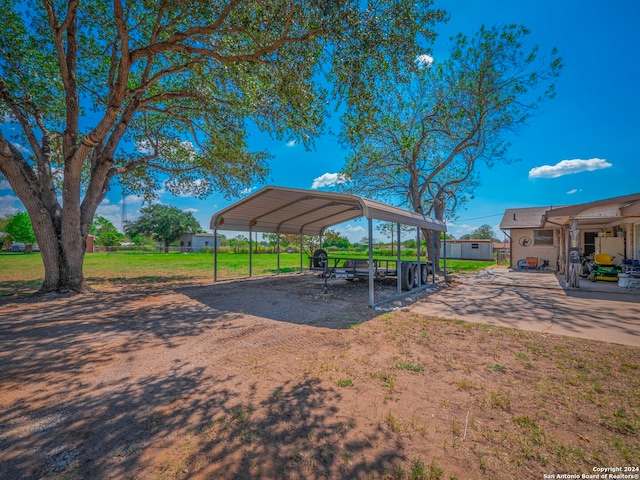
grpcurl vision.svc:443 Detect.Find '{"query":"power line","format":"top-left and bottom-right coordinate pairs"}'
top-left (454, 213), bottom-right (503, 222)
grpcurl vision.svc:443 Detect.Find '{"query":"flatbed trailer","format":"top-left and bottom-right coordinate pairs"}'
top-left (309, 249), bottom-right (433, 292)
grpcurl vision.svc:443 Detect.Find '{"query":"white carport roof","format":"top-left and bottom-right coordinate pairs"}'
top-left (209, 186), bottom-right (446, 235)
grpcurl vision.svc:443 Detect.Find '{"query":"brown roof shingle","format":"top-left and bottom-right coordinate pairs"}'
top-left (499, 207), bottom-right (550, 229)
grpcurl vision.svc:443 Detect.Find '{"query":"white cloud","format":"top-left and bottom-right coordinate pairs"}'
top-left (333, 223), bottom-right (366, 243)
top-left (415, 53), bottom-right (434, 68)
top-left (343, 224), bottom-right (365, 234)
top-left (170, 179), bottom-right (205, 197)
top-left (135, 139), bottom-right (154, 155)
top-left (450, 223), bottom-right (475, 231)
top-left (119, 194), bottom-right (143, 205)
top-left (135, 139), bottom-right (197, 157)
top-left (95, 203), bottom-right (121, 228)
top-left (11, 142), bottom-right (30, 155)
top-left (566, 188), bottom-right (582, 195)
top-left (185, 208), bottom-right (198, 213)
top-left (2, 112), bottom-right (17, 124)
top-left (286, 140), bottom-right (296, 147)
top-left (240, 186), bottom-right (257, 195)
top-left (311, 172), bottom-right (346, 189)
top-left (95, 203), bottom-right (120, 215)
top-left (0, 180), bottom-right (11, 191)
top-left (528, 158), bottom-right (612, 179)
top-left (0, 194), bottom-right (21, 217)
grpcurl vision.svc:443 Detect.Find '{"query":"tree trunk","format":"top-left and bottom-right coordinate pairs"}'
top-left (35, 210), bottom-right (90, 294)
top-left (1, 141), bottom-right (92, 294)
top-left (418, 193), bottom-right (445, 275)
top-left (23, 209), bottom-right (91, 293)
top-left (423, 228), bottom-right (442, 274)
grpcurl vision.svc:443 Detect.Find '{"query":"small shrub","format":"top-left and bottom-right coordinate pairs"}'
top-left (386, 411), bottom-right (403, 433)
top-left (396, 362), bottom-right (425, 372)
top-left (336, 378), bottom-right (354, 387)
top-left (489, 388), bottom-right (511, 410)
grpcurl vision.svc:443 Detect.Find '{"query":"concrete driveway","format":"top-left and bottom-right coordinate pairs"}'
top-left (411, 268), bottom-right (640, 347)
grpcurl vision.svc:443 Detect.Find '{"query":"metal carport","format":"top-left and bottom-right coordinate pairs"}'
top-left (209, 186), bottom-right (446, 307)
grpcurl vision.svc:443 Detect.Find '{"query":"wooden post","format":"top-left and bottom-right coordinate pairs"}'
top-left (557, 227), bottom-right (566, 275)
top-left (568, 219), bottom-right (580, 287)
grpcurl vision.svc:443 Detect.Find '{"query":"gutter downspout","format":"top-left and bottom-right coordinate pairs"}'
top-left (500, 229), bottom-right (511, 269)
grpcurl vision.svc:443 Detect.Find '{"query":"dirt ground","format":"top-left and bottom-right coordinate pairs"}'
top-left (1, 272), bottom-right (639, 479)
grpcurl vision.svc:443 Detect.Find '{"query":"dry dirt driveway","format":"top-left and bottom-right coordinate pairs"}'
top-left (1, 270), bottom-right (639, 480)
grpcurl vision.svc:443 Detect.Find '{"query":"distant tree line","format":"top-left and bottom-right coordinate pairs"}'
top-left (1, 209), bottom-right (501, 254)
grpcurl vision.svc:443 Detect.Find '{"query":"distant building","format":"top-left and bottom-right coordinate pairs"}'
top-left (440, 239), bottom-right (493, 260)
top-left (179, 233), bottom-right (220, 253)
top-left (86, 234), bottom-right (97, 253)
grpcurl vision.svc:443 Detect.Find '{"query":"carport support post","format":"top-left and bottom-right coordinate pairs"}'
top-left (397, 223), bottom-right (402, 295)
top-left (368, 217), bottom-right (375, 307)
top-left (249, 227), bottom-right (253, 277)
top-left (442, 234), bottom-right (446, 284)
top-left (299, 234), bottom-right (303, 272)
top-left (416, 227), bottom-right (421, 287)
top-left (213, 228), bottom-right (218, 282)
top-left (276, 234), bottom-right (280, 274)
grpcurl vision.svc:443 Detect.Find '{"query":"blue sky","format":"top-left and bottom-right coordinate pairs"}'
top-left (2, 0), bottom-right (639, 242)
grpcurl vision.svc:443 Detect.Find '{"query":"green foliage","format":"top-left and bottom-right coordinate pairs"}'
top-left (342, 24), bottom-right (562, 212)
top-left (1, 0), bottom-right (446, 201)
top-left (396, 362), bottom-right (425, 372)
top-left (0, 0), bottom-right (445, 291)
top-left (4, 212), bottom-right (36, 249)
top-left (124, 205), bottom-right (202, 251)
top-left (322, 229), bottom-right (351, 249)
top-left (90, 216), bottom-right (125, 247)
top-left (468, 224), bottom-right (498, 240)
top-left (487, 364), bottom-right (506, 371)
top-left (341, 24), bottom-right (562, 269)
top-left (336, 378), bottom-right (354, 387)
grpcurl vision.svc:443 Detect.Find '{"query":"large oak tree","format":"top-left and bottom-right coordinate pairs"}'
top-left (0, 0), bottom-right (445, 293)
top-left (341, 25), bottom-right (562, 270)
top-left (124, 204), bottom-right (202, 253)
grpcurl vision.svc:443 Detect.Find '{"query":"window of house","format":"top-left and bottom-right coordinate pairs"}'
top-left (533, 230), bottom-right (554, 246)
top-left (471, 243), bottom-right (479, 249)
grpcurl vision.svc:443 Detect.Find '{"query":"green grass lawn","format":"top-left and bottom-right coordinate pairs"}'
top-left (0, 251), bottom-right (497, 296)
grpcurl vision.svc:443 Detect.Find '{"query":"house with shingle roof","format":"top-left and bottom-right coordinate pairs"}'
top-left (500, 206), bottom-right (558, 269)
top-left (500, 194), bottom-right (640, 285)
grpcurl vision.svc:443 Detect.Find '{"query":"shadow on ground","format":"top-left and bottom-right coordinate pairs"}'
top-left (0, 276), bottom-right (402, 478)
top-left (177, 273), bottom-right (392, 328)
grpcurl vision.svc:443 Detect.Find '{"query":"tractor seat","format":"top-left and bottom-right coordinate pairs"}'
top-left (594, 253), bottom-right (615, 266)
